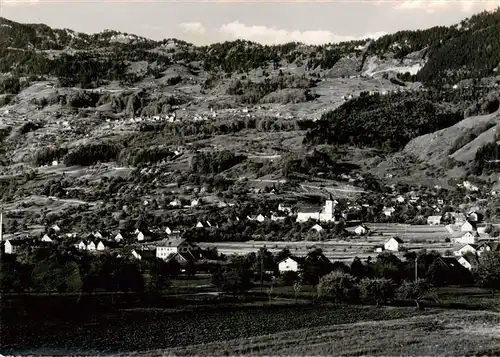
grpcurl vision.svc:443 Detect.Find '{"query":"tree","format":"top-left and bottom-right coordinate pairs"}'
top-left (211, 257), bottom-right (253, 296)
top-left (396, 279), bottom-right (434, 309)
top-left (317, 271), bottom-right (357, 303)
top-left (357, 278), bottom-right (396, 306)
top-left (473, 251), bottom-right (500, 295)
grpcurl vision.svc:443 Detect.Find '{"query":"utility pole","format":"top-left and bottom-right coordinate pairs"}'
top-left (0, 209), bottom-right (3, 243)
top-left (260, 252), bottom-right (264, 291)
top-left (415, 256), bottom-right (418, 283)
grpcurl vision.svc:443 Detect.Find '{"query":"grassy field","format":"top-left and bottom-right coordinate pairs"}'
top-left (1, 301), bottom-right (439, 355)
top-left (146, 310), bottom-right (500, 356)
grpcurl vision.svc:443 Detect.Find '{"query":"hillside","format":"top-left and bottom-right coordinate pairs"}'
top-left (2, 9), bottom-right (500, 234)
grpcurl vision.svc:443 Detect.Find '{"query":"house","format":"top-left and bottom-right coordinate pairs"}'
top-left (75, 241), bottom-right (87, 250)
top-left (114, 232), bottom-right (124, 242)
top-left (196, 221), bottom-right (205, 228)
top-left (382, 207), bottom-right (396, 217)
top-left (453, 231), bottom-right (479, 245)
top-left (270, 214), bottom-right (286, 222)
top-left (445, 212), bottom-right (467, 225)
top-left (137, 231), bottom-right (145, 241)
top-left (41, 234), bottom-right (53, 242)
top-left (169, 199), bottom-right (182, 207)
top-left (165, 227), bottom-right (172, 235)
top-left (476, 242), bottom-right (492, 256)
top-left (461, 221), bottom-right (477, 232)
top-left (445, 224), bottom-right (456, 234)
top-left (165, 252), bottom-right (196, 265)
top-left (354, 224), bottom-right (368, 235)
top-left (93, 231), bottom-right (103, 240)
top-left (278, 256), bottom-right (303, 273)
top-left (50, 224), bottom-right (61, 233)
top-left (191, 198), bottom-right (200, 207)
top-left (131, 249), bottom-right (156, 261)
top-left (467, 212), bottom-right (483, 223)
top-left (278, 203), bottom-right (292, 214)
top-left (156, 238), bottom-right (196, 260)
top-left (296, 198), bottom-right (336, 223)
top-left (396, 195), bottom-right (405, 203)
top-left (454, 244), bottom-right (478, 256)
top-left (374, 245), bottom-right (384, 253)
top-left (97, 241), bottom-right (107, 251)
top-left (311, 224), bottom-right (323, 233)
top-left (4, 239), bottom-right (24, 254)
top-left (457, 255), bottom-right (478, 270)
top-left (87, 241), bottom-right (96, 251)
top-left (384, 237), bottom-right (403, 252)
top-left (427, 216), bottom-right (442, 225)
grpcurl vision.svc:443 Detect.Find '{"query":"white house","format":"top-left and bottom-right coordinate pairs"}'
top-left (278, 203), bottom-right (292, 214)
top-left (461, 221), bottom-right (476, 232)
top-left (96, 241), bottom-right (107, 251)
top-left (396, 195), bottom-right (405, 203)
top-left (374, 246), bottom-right (384, 253)
top-left (354, 224), bottom-right (368, 235)
top-left (191, 199), bottom-right (200, 207)
top-left (454, 244), bottom-right (477, 256)
top-left (87, 241), bottom-right (96, 251)
top-left (427, 216), bottom-right (442, 225)
top-left (383, 207), bottom-right (396, 217)
top-left (76, 241), bottom-right (87, 250)
top-left (51, 224), bottom-right (61, 232)
top-left (165, 227), bottom-right (172, 235)
top-left (311, 224), bottom-right (323, 233)
top-left (156, 238), bottom-right (195, 260)
top-left (296, 199), bottom-right (336, 223)
top-left (384, 237), bottom-right (403, 252)
top-left (4, 240), bottom-right (23, 254)
top-left (445, 224), bottom-right (456, 234)
top-left (278, 257), bottom-right (301, 273)
top-left (137, 231), bottom-right (145, 241)
top-left (41, 234), bottom-right (53, 242)
top-left (453, 231), bottom-right (478, 245)
top-left (114, 233), bottom-right (124, 242)
top-left (169, 199), bottom-right (181, 207)
top-left (93, 232), bottom-right (103, 240)
top-left (457, 256), bottom-right (475, 270)
top-left (196, 221), bottom-right (204, 228)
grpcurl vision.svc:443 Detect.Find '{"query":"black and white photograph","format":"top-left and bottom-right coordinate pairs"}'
top-left (1, 0), bottom-right (500, 355)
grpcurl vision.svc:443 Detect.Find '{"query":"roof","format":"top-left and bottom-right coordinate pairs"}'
top-left (387, 237), bottom-right (403, 243)
top-left (156, 238), bottom-right (187, 248)
top-left (278, 255), bottom-right (306, 265)
top-left (166, 251), bottom-right (196, 262)
top-left (298, 206), bottom-right (322, 214)
top-left (427, 215), bottom-right (442, 220)
top-left (5, 239), bottom-right (26, 246)
top-left (133, 250), bottom-right (156, 259)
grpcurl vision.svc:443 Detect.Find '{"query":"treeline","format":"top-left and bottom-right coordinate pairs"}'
top-left (448, 121), bottom-right (497, 155)
top-left (226, 74), bottom-right (318, 104)
top-left (0, 248), bottom-right (181, 295)
top-left (63, 141), bottom-right (122, 166)
top-left (140, 117), bottom-right (308, 138)
top-left (472, 134), bottom-right (500, 174)
top-left (304, 92), bottom-right (463, 151)
top-left (280, 150), bottom-right (360, 179)
top-left (119, 146), bottom-right (176, 166)
top-left (190, 151), bottom-right (247, 174)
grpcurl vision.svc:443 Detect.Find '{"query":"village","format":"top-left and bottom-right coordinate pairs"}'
top-left (2, 182), bottom-right (499, 279)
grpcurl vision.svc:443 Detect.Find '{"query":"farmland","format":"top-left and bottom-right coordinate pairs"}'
top-left (1, 300), bottom-right (440, 355)
top-left (148, 310), bottom-right (500, 356)
top-left (200, 223), bottom-right (458, 262)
